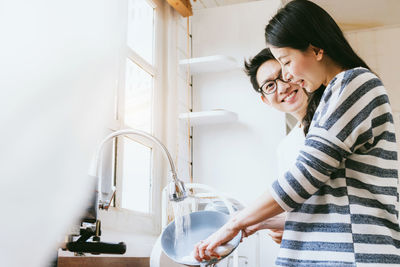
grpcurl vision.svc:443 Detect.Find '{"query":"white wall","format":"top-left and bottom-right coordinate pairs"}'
top-left (189, 1), bottom-right (285, 266)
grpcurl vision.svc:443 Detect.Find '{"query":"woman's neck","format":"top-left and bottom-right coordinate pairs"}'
top-left (323, 57), bottom-right (345, 86)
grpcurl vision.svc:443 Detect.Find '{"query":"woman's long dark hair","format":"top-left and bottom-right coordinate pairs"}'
top-left (265, 0), bottom-right (369, 70)
top-left (244, 48), bottom-right (322, 135)
top-left (264, 0), bottom-right (370, 134)
top-left (302, 86), bottom-right (323, 135)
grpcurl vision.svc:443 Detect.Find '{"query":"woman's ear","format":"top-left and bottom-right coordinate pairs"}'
top-left (261, 95), bottom-right (271, 105)
top-left (310, 44), bottom-right (324, 61)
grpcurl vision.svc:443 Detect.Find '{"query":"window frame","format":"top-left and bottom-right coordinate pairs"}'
top-left (103, 0), bottom-right (166, 235)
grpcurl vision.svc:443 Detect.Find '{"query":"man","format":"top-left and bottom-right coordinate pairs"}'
top-left (242, 47), bottom-right (321, 244)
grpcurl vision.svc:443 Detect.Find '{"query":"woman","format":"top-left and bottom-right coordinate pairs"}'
top-left (194, 1), bottom-right (400, 266)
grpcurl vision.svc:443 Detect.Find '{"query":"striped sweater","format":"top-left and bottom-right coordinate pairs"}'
top-left (270, 67), bottom-right (400, 266)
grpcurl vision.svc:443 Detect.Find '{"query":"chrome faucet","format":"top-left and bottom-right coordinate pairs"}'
top-left (168, 170), bottom-right (187, 202)
top-left (64, 129), bottom-right (186, 256)
top-left (89, 128), bottom-right (187, 205)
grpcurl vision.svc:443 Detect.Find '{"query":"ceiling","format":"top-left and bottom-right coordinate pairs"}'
top-left (191, 0), bottom-right (400, 31)
top-left (191, 0), bottom-right (255, 10)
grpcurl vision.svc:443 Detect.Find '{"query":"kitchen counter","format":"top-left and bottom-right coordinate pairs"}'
top-left (57, 256), bottom-right (149, 267)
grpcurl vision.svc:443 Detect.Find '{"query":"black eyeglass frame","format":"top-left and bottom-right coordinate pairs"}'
top-left (257, 77), bottom-right (288, 95)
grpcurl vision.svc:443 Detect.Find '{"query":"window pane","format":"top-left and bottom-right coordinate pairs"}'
top-left (124, 59), bottom-right (153, 133)
top-left (121, 137), bottom-right (152, 213)
top-left (127, 0), bottom-right (154, 64)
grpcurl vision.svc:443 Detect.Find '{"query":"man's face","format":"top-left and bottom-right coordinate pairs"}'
top-left (256, 59), bottom-right (308, 117)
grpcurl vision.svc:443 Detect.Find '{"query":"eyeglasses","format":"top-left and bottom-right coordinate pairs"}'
top-left (258, 75), bottom-right (287, 95)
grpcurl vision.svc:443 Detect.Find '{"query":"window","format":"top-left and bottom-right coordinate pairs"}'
top-left (124, 58), bottom-right (153, 133)
top-left (121, 137), bottom-right (152, 213)
top-left (105, 0), bottom-right (165, 234)
top-left (127, 0), bottom-right (154, 64)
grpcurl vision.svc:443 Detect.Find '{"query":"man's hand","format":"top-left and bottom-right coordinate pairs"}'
top-left (268, 229), bottom-right (284, 244)
top-left (241, 223), bottom-right (261, 240)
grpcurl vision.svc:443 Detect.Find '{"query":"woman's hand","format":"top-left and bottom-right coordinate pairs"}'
top-left (193, 190), bottom-right (284, 262)
top-left (193, 220), bottom-right (240, 262)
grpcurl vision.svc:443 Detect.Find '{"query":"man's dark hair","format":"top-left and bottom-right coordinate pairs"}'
top-left (244, 48), bottom-right (275, 92)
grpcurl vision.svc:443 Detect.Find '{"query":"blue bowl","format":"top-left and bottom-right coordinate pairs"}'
top-left (161, 210), bottom-right (241, 266)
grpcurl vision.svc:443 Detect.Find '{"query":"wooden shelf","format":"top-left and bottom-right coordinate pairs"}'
top-left (179, 110), bottom-right (238, 126)
top-left (179, 55), bottom-right (239, 74)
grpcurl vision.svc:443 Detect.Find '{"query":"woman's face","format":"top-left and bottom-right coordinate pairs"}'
top-left (256, 59), bottom-right (308, 118)
top-left (270, 45), bottom-right (325, 93)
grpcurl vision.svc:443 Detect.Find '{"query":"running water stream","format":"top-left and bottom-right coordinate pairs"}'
top-left (171, 197), bottom-right (192, 249)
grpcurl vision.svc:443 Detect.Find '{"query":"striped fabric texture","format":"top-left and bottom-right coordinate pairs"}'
top-left (270, 68), bottom-right (400, 266)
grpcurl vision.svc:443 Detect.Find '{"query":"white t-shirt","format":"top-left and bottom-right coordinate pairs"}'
top-left (276, 123), bottom-right (305, 178)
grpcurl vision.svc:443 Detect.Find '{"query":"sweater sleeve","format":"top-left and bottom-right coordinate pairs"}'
top-left (270, 68), bottom-right (394, 211)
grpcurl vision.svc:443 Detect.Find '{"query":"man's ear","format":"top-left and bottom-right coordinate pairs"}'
top-left (310, 44), bottom-right (324, 61)
top-left (261, 95), bottom-right (271, 105)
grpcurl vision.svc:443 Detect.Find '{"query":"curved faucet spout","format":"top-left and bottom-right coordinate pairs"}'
top-left (90, 128), bottom-right (187, 203)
